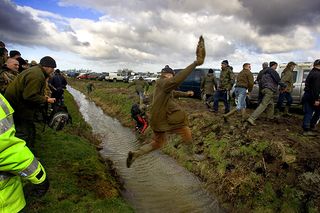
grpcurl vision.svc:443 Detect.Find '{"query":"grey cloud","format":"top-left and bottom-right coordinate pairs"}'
top-left (0, 0), bottom-right (44, 44)
top-left (240, 0), bottom-right (320, 34)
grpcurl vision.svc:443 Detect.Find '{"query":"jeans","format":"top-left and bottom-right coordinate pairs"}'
top-left (277, 92), bottom-right (293, 109)
top-left (302, 100), bottom-right (320, 130)
top-left (234, 87), bottom-right (247, 110)
top-left (213, 90), bottom-right (229, 113)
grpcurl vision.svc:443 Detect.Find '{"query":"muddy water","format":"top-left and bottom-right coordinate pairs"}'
top-left (68, 87), bottom-right (221, 213)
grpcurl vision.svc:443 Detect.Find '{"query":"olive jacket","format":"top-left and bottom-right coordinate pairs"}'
top-left (150, 62), bottom-right (197, 132)
top-left (200, 73), bottom-right (217, 95)
top-left (4, 65), bottom-right (49, 121)
top-left (236, 69), bottom-right (254, 92)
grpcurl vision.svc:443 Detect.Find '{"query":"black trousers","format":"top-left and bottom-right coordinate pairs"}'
top-left (14, 117), bottom-right (36, 148)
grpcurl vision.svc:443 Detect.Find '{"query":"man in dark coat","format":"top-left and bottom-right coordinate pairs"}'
top-left (5, 56), bottom-right (57, 147)
top-left (126, 36), bottom-right (205, 168)
top-left (301, 59), bottom-right (320, 136)
top-left (48, 69), bottom-right (67, 103)
top-left (247, 61), bottom-right (286, 126)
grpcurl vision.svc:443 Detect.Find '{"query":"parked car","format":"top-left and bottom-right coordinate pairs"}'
top-left (174, 68), bottom-right (220, 99)
top-left (105, 72), bottom-right (125, 82)
top-left (248, 62), bottom-right (312, 105)
top-left (144, 74), bottom-right (160, 85)
top-left (128, 75), bottom-right (141, 83)
top-left (97, 73), bottom-right (109, 81)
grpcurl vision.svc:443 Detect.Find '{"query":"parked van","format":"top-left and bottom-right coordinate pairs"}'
top-left (105, 72), bottom-right (124, 82)
top-left (248, 62), bottom-right (313, 105)
top-left (174, 68), bottom-right (220, 99)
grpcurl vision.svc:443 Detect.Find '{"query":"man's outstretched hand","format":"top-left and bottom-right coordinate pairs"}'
top-left (195, 35), bottom-right (205, 66)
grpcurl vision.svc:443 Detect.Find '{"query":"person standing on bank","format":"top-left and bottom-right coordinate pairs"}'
top-left (301, 59), bottom-right (320, 136)
top-left (212, 60), bottom-right (234, 114)
top-left (126, 36), bottom-right (205, 168)
top-left (201, 68), bottom-right (217, 108)
top-left (4, 56), bottom-right (56, 147)
top-left (223, 63), bottom-right (254, 122)
top-left (127, 76), bottom-right (149, 105)
top-left (276, 61), bottom-right (296, 116)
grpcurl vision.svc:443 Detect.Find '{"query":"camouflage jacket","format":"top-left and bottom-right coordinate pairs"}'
top-left (219, 66), bottom-right (234, 90)
top-left (0, 65), bottom-right (19, 94)
top-left (150, 62), bottom-right (197, 132)
top-left (201, 73), bottom-right (217, 95)
top-left (236, 69), bottom-right (254, 92)
top-left (281, 68), bottom-right (294, 92)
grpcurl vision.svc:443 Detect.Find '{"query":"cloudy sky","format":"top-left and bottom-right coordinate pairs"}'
top-left (1, 0), bottom-right (319, 73)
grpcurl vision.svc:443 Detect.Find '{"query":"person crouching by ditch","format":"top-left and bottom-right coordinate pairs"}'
top-left (126, 36), bottom-right (205, 168)
top-left (223, 63), bottom-right (254, 122)
top-left (4, 56), bottom-right (56, 148)
top-left (131, 102), bottom-right (148, 134)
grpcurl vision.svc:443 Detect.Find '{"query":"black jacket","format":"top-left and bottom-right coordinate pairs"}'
top-left (304, 67), bottom-right (320, 102)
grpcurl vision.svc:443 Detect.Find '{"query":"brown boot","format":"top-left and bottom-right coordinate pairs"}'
top-left (241, 109), bottom-right (247, 122)
top-left (223, 108), bottom-right (237, 122)
top-left (126, 143), bottom-right (154, 168)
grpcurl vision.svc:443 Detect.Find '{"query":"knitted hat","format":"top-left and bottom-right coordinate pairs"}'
top-left (208, 68), bottom-right (214, 73)
top-left (40, 56), bottom-right (56, 68)
top-left (221, 60), bottom-right (229, 65)
top-left (313, 59), bottom-right (320, 67)
top-left (161, 65), bottom-right (175, 75)
top-left (9, 50), bottom-right (21, 58)
top-left (269, 61), bottom-right (278, 67)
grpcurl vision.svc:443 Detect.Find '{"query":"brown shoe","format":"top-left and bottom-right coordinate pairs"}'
top-left (246, 118), bottom-right (256, 126)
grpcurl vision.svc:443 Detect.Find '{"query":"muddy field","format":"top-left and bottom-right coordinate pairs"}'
top-left (69, 80), bottom-right (320, 212)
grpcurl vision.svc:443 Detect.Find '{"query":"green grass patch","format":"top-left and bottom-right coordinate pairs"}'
top-left (25, 91), bottom-right (133, 213)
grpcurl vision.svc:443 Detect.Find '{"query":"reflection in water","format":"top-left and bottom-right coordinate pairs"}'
top-left (68, 86), bottom-right (222, 213)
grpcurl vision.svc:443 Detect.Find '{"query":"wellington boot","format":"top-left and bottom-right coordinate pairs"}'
top-left (283, 106), bottom-right (292, 116)
top-left (223, 108), bottom-right (237, 122)
top-left (241, 109), bottom-right (247, 122)
top-left (246, 117), bottom-right (256, 126)
top-left (126, 143), bottom-right (154, 168)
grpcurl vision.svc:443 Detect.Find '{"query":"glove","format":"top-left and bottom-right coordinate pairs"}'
top-left (195, 35), bottom-right (205, 65)
top-left (32, 178), bottom-right (50, 197)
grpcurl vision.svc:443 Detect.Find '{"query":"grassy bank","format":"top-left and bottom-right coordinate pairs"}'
top-left (69, 79), bottom-right (320, 212)
top-left (26, 90), bottom-right (133, 212)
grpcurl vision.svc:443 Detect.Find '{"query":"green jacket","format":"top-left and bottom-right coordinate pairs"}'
top-left (0, 65), bottom-right (19, 94)
top-left (281, 68), bottom-right (294, 92)
top-left (0, 94), bottom-right (46, 213)
top-left (150, 62), bottom-right (197, 132)
top-left (201, 73), bottom-right (217, 95)
top-left (4, 65), bottom-right (49, 121)
top-left (236, 69), bottom-right (254, 92)
top-left (127, 79), bottom-right (149, 93)
top-left (219, 66), bottom-right (234, 90)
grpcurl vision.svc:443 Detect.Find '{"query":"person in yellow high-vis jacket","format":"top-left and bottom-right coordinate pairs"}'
top-left (0, 93), bottom-right (49, 213)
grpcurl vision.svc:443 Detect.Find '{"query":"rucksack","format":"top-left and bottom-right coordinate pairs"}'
top-left (48, 104), bottom-right (72, 131)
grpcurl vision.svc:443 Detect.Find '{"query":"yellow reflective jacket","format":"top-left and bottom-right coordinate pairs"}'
top-left (0, 94), bottom-right (46, 213)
